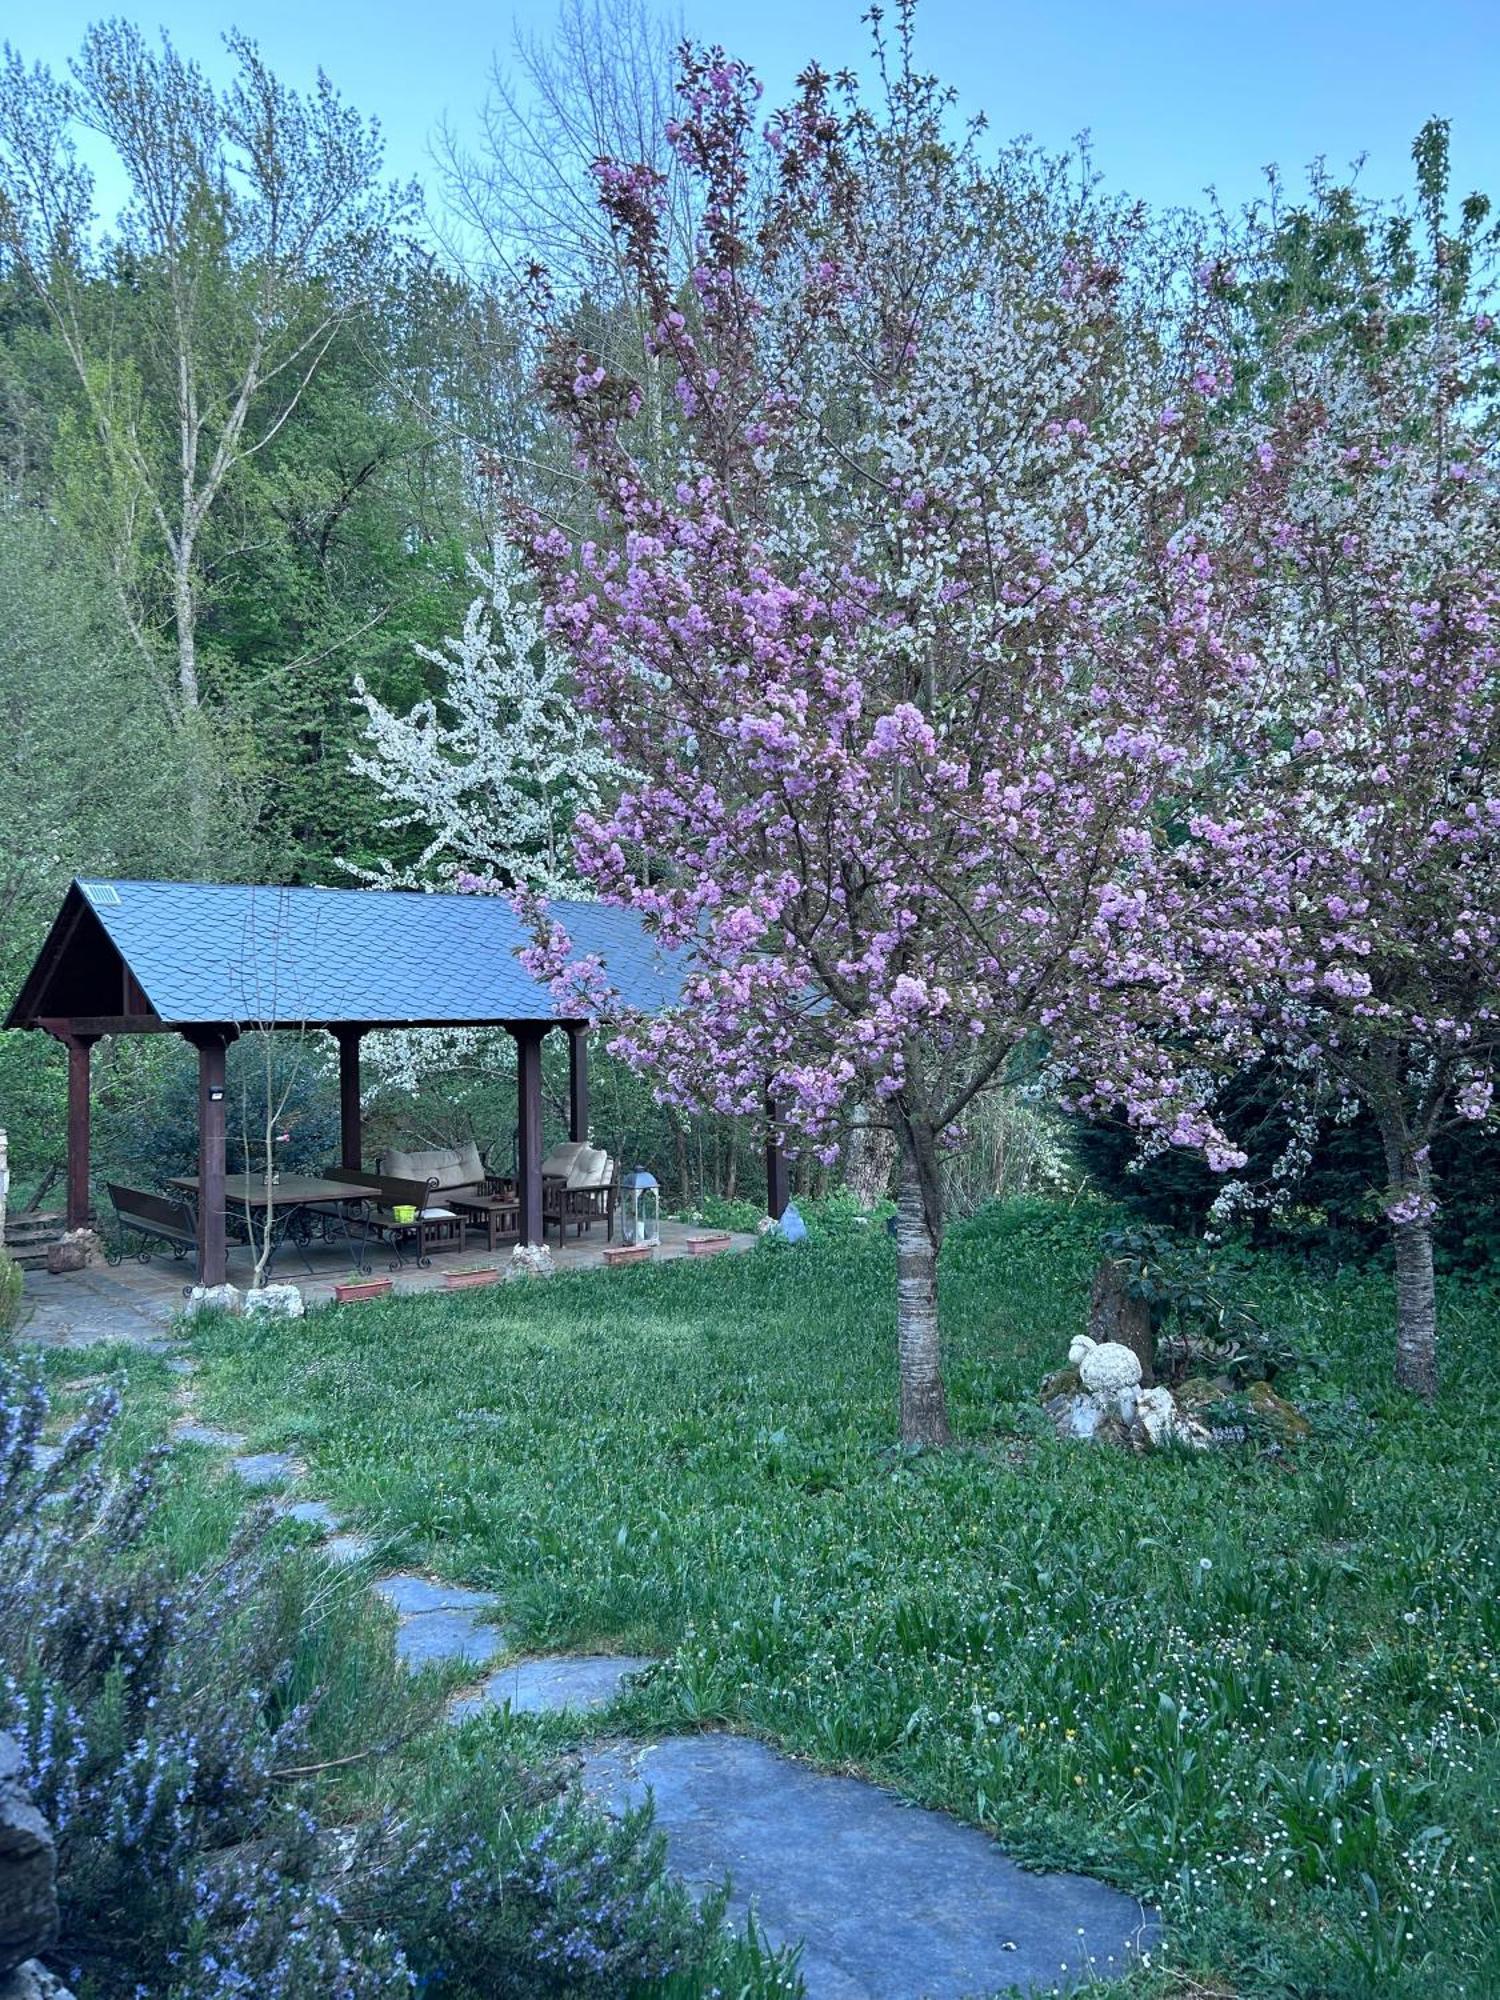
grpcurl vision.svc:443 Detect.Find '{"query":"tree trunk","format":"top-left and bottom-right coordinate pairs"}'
top-left (1380, 1121), bottom-right (1439, 1399)
top-left (845, 1098), bottom-right (896, 1208)
top-left (173, 537), bottom-right (201, 708)
top-left (894, 1149), bottom-right (951, 1447)
top-left (1088, 1257), bottom-right (1155, 1384)
top-left (1392, 1218), bottom-right (1437, 1397)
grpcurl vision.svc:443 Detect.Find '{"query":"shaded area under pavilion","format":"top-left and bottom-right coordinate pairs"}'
top-left (5, 878), bottom-right (791, 1285)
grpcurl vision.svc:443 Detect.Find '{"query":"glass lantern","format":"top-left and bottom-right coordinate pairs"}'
top-left (619, 1167), bottom-right (661, 1247)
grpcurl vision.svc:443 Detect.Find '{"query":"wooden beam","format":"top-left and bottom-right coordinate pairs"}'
top-left (765, 1083), bottom-right (789, 1222)
top-left (333, 1026), bottom-right (364, 1170)
top-left (514, 1024), bottom-right (545, 1248)
top-left (64, 1033), bottom-right (99, 1230)
top-left (35, 1014), bottom-right (168, 1038)
top-left (183, 1029), bottom-right (234, 1288)
top-left (567, 1025), bottom-right (590, 1144)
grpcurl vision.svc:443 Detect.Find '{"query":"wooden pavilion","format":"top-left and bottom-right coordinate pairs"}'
top-left (6, 879), bottom-right (790, 1284)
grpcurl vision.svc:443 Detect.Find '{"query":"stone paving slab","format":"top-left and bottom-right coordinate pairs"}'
top-left (395, 1609), bottom-right (508, 1670)
top-left (452, 1655), bottom-right (657, 1719)
top-left (229, 1452), bottom-right (299, 1489)
top-left (581, 1736), bottom-right (1158, 1999)
top-left (172, 1422), bottom-right (248, 1449)
top-left (283, 1499), bottom-right (341, 1529)
top-left (373, 1572), bottom-right (507, 1671)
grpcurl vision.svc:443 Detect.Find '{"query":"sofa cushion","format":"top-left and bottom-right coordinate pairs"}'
top-left (381, 1143), bottom-right (485, 1190)
top-left (565, 1146), bottom-right (612, 1190)
top-left (541, 1141), bottom-right (586, 1179)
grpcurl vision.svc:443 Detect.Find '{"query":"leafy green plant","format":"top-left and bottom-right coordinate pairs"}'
top-left (0, 1250), bottom-right (22, 1334)
top-left (1099, 1220), bottom-right (1305, 1384)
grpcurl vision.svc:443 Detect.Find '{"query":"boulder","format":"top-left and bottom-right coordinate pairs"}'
top-left (242, 1283), bottom-right (305, 1320)
top-left (184, 1283), bottom-right (242, 1317)
top-left (1247, 1381), bottom-right (1310, 1441)
top-left (0, 1963), bottom-right (74, 2000)
top-left (508, 1244), bottom-right (555, 1279)
top-left (0, 1735), bottom-right (56, 1978)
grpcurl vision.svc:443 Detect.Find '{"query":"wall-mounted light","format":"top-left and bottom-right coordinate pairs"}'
top-left (208, 1085), bottom-right (225, 1102)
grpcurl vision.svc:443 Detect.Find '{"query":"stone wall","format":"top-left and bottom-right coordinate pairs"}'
top-left (0, 1733), bottom-right (72, 2000)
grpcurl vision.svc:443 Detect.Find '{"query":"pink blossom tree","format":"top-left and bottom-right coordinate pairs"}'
top-left (1141, 133), bottom-right (1500, 1398)
top-left (516, 36), bottom-right (1237, 1444)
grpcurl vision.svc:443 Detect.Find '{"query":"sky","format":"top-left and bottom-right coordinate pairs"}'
top-left (10, 0), bottom-right (1500, 225)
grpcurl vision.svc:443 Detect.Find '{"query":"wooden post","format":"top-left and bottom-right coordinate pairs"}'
top-left (514, 1025), bottom-right (545, 1248)
top-left (568, 1025), bottom-right (590, 1144)
top-left (765, 1083), bottom-right (789, 1222)
top-left (334, 1026), bottom-right (364, 1170)
top-left (65, 1032), bottom-right (100, 1230)
top-left (185, 1028), bottom-right (233, 1287)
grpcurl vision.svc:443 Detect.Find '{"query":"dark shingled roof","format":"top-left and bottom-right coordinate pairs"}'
top-left (6, 879), bottom-right (684, 1029)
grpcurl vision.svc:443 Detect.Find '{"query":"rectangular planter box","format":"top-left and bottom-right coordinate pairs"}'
top-left (444, 1267), bottom-right (501, 1291)
top-left (334, 1277), bottom-right (393, 1304)
top-left (602, 1242), bottom-right (654, 1267)
top-left (686, 1231), bottom-right (734, 1257)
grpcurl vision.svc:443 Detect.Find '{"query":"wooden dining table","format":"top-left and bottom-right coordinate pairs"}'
top-left (168, 1172), bottom-right (375, 1278)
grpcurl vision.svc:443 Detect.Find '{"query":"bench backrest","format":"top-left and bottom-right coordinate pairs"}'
top-left (328, 1168), bottom-right (440, 1213)
top-left (107, 1183), bottom-right (196, 1241)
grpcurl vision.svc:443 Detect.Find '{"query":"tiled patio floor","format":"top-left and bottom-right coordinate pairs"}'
top-left (17, 1218), bottom-right (755, 1348)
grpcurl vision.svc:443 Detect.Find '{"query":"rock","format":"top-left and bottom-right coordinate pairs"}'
top-left (185, 1284), bottom-right (242, 1317)
top-left (1045, 1392), bottom-right (1110, 1441)
top-left (0, 1961), bottom-right (75, 2000)
top-left (242, 1283), bottom-right (305, 1320)
top-left (1247, 1382), bottom-right (1310, 1441)
top-left (45, 1229), bottom-right (105, 1275)
top-left (1134, 1386), bottom-right (1178, 1449)
top-left (1088, 1257), bottom-right (1155, 1384)
top-left (508, 1245), bottom-right (554, 1280)
top-left (0, 1734), bottom-right (57, 1978)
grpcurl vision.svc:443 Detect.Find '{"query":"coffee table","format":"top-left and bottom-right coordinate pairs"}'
top-left (450, 1191), bottom-right (521, 1252)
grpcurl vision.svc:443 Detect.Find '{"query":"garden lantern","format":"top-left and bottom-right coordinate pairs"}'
top-left (619, 1167), bottom-right (660, 1247)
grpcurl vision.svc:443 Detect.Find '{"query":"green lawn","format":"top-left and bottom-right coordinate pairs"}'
top-left (180, 1202), bottom-right (1499, 1998)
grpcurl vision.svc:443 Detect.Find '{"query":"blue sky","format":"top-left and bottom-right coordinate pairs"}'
top-left (12, 1), bottom-right (1500, 223)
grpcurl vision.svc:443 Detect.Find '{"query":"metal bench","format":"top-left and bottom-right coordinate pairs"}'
top-left (106, 1183), bottom-right (198, 1266)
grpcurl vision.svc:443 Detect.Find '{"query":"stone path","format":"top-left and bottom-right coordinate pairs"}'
top-left (583, 1736), bottom-right (1157, 1997)
top-left (25, 1305), bottom-right (1157, 1997)
top-left (18, 1266), bottom-right (175, 1351)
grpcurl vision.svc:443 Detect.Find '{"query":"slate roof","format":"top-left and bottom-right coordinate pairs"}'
top-left (7, 879), bottom-right (685, 1028)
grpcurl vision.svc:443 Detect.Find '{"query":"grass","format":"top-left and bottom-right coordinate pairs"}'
top-left (158, 1200), bottom-right (1500, 1996)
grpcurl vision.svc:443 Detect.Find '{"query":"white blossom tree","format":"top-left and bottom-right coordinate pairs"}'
top-left (349, 538), bottom-right (618, 1097)
top-left (351, 538), bottom-right (618, 895)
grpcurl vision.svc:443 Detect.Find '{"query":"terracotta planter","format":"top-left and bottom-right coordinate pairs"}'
top-left (686, 1231), bottom-right (734, 1257)
top-left (602, 1242), bottom-right (654, 1267)
top-left (444, 1266), bottom-right (501, 1291)
top-left (333, 1277), bottom-right (393, 1305)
